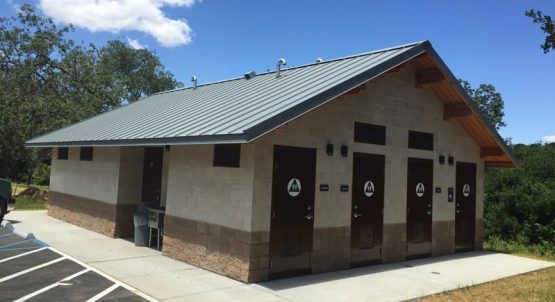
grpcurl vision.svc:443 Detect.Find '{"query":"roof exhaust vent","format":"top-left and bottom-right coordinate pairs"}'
top-left (191, 75), bottom-right (198, 89)
top-left (244, 71), bottom-right (256, 80)
top-left (276, 58), bottom-right (286, 78)
top-left (315, 58), bottom-right (323, 63)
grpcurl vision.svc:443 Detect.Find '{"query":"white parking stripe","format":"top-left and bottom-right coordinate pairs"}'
top-left (49, 247), bottom-right (159, 302)
top-left (13, 268), bottom-right (91, 302)
top-left (0, 257), bottom-right (66, 283)
top-left (85, 283), bottom-right (119, 302)
top-left (0, 247), bottom-right (47, 263)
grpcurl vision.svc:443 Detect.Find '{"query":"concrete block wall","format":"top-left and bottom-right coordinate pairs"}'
top-left (164, 144), bottom-right (257, 231)
top-left (50, 146), bottom-right (146, 237)
top-left (251, 65), bottom-right (484, 275)
top-left (51, 147), bottom-right (121, 203)
top-left (162, 144), bottom-right (262, 281)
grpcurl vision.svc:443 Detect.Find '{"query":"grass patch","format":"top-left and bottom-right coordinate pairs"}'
top-left (14, 196), bottom-right (48, 210)
top-left (419, 239), bottom-right (555, 301)
top-left (11, 183), bottom-right (49, 195)
top-left (485, 237), bottom-right (555, 262)
top-left (419, 267), bottom-right (555, 302)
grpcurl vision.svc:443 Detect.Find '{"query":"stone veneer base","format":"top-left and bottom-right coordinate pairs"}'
top-left (48, 191), bottom-right (136, 238)
top-left (162, 215), bottom-right (270, 283)
top-left (432, 220), bottom-right (455, 256)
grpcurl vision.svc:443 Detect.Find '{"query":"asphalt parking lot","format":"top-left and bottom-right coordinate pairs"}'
top-left (0, 225), bottom-right (155, 302)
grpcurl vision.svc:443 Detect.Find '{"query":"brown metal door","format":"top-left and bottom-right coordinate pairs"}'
top-left (406, 158), bottom-right (433, 258)
top-left (141, 147), bottom-right (164, 205)
top-left (455, 162), bottom-right (476, 251)
top-left (269, 145), bottom-right (317, 279)
top-left (351, 153), bottom-right (384, 267)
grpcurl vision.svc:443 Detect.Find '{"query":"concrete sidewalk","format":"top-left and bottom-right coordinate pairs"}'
top-left (7, 210), bottom-right (554, 302)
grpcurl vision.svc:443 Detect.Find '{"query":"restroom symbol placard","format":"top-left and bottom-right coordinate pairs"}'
top-left (463, 184), bottom-right (471, 197)
top-left (287, 178), bottom-right (301, 197)
top-left (363, 180), bottom-right (375, 197)
top-left (416, 182), bottom-right (425, 197)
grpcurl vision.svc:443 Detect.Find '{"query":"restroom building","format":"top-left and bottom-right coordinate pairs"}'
top-left (27, 41), bottom-right (516, 283)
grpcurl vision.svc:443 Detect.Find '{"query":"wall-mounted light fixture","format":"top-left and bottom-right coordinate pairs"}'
top-left (439, 154), bottom-right (445, 165)
top-left (341, 145), bottom-right (348, 157)
top-left (448, 155), bottom-right (454, 166)
top-left (326, 143), bottom-right (334, 156)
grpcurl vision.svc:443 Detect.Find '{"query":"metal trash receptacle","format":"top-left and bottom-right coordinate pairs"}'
top-left (133, 214), bottom-right (149, 247)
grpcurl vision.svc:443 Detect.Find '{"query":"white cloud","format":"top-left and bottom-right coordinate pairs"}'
top-left (38, 0), bottom-right (196, 47)
top-left (542, 135), bottom-right (555, 144)
top-left (127, 37), bottom-right (146, 49)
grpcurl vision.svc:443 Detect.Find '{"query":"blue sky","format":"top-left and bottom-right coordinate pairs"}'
top-left (1, 0), bottom-right (554, 144)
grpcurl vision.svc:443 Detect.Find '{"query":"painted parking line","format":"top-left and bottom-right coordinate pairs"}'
top-left (0, 259), bottom-right (86, 301)
top-left (28, 270), bottom-right (114, 302)
top-left (14, 268), bottom-right (90, 302)
top-left (86, 284), bottom-right (120, 302)
top-left (0, 247), bottom-right (47, 264)
top-left (52, 247), bottom-right (158, 302)
top-left (0, 227), bottom-right (157, 302)
top-left (0, 248), bottom-right (62, 279)
top-left (0, 256), bottom-right (66, 283)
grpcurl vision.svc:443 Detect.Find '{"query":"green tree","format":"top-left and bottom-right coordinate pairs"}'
top-left (525, 9), bottom-right (555, 54)
top-left (484, 144), bottom-right (555, 248)
top-left (0, 4), bottom-right (182, 182)
top-left (459, 80), bottom-right (507, 130)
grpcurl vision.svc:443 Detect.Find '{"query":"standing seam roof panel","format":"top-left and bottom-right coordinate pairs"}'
top-left (26, 42), bottom-right (422, 145)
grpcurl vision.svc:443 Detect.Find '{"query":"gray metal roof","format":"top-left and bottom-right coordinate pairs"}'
top-left (26, 41), bottom-right (432, 147)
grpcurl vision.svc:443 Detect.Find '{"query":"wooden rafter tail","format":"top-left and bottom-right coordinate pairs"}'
top-left (480, 147), bottom-right (504, 158)
top-left (415, 68), bottom-right (445, 88)
top-left (444, 103), bottom-right (472, 120)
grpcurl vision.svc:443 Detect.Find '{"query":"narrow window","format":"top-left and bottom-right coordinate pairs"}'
top-left (408, 130), bottom-right (434, 151)
top-left (80, 147), bottom-right (94, 161)
top-left (354, 122), bottom-right (386, 145)
top-left (57, 147), bottom-right (68, 160)
top-left (213, 144), bottom-right (241, 167)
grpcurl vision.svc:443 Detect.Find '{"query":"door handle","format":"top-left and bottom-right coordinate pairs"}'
top-left (426, 210), bottom-right (432, 215)
top-left (304, 213), bottom-right (313, 220)
top-left (353, 212), bottom-right (362, 218)
top-left (456, 210), bottom-right (462, 214)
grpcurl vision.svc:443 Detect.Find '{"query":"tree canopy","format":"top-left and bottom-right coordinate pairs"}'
top-left (484, 144), bottom-right (555, 248)
top-left (0, 4), bottom-right (182, 182)
top-left (459, 80), bottom-right (506, 130)
top-left (525, 9), bottom-right (555, 54)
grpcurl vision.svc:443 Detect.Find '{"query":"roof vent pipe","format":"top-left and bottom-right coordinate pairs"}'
top-left (244, 71), bottom-right (256, 80)
top-left (315, 58), bottom-right (323, 63)
top-left (276, 58), bottom-right (286, 78)
top-left (191, 75), bottom-right (198, 89)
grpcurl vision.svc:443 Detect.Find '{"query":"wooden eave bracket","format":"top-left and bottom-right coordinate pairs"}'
top-left (480, 147), bottom-right (504, 158)
top-left (415, 68), bottom-right (445, 87)
top-left (444, 103), bottom-right (472, 119)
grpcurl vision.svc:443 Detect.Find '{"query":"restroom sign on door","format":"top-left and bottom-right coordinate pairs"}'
top-left (462, 184), bottom-right (471, 197)
top-left (287, 178), bottom-right (301, 197)
top-left (416, 182), bottom-right (425, 197)
top-left (363, 180), bottom-right (375, 197)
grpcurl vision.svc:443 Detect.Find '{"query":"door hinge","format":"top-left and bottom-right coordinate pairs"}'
top-left (269, 260), bottom-right (273, 268)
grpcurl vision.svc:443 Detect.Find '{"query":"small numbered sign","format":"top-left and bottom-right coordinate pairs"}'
top-left (416, 182), bottom-right (425, 197)
top-left (462, 184), bottom-right (471, 197)
top-left (287, 178), bottom-right (301, 197)
top-left (363, 180), bottom-right (375, 197)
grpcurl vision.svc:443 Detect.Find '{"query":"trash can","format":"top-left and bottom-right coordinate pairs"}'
top-left (133, 204), bottom-right (149, 247)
